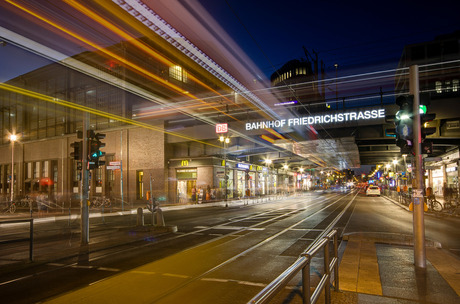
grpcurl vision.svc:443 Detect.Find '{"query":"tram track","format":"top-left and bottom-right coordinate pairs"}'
top-left (0, 191), bottom-right (357, 304)
top-left (139, 191), bottom-right (358, 303)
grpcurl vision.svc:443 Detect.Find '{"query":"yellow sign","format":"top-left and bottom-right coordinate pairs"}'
top-left (181, 160), bottom-right (189, 166)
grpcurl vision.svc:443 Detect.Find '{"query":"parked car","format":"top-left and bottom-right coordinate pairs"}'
top-left (366, 185), bottom-right (381, 196)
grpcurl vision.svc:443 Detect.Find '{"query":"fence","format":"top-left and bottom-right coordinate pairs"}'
top-left (248, 229), bottom-right (339, 304)
top-left (0, 218), bottom-right (34, 261)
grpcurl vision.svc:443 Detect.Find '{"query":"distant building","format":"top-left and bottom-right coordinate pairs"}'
top-left (395, 30), bottom-right (460, 195)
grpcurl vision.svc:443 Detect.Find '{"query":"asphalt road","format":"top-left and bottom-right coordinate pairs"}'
top-left (0, 190), bottom-right (458, 303)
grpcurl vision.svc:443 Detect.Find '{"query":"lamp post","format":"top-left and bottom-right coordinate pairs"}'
top-left (402, 154), bottom-right (408, 186)
top-left (265, 159), bottom-right (272, 195)
top-left (393, 159), bottom-right (398, 188)
top-left (219, 135), bottom-right (230, 206)
top-left (9, 134), bottom-right (18, 202)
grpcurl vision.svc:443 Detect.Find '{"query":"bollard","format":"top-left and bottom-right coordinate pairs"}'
top-left (155, 207), bottom-right (165, 227)
top-left (137, 207), bottom-right (144, 226)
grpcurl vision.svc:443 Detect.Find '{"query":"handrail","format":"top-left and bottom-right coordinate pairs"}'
top-left (248, 229), bottom-right (339, 304)
top-left (0, 218), bottom-right (34, 261)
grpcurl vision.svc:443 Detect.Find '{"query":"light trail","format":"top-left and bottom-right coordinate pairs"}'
top-left (5, 0), bottom-right (239, 122)
top-left (0, 83), bottom-right (222, 148)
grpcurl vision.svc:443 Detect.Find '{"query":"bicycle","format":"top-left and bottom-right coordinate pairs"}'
top-left (425, 194), bottom-right (442, 212)
top-left (1, 201), bottom-right (17, 214)
top-left (91, 196), bottom-right (112, 208)
top-left (442, 195), bottom-right (458, 213)
top-left (400, 192), bottom-right (411, 206)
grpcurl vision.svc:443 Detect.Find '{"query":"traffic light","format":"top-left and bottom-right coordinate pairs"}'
top-left (88, 132), bottom-right (106, 168)
top-left (395, 95), bottom-right (414, 140)
top-left (70, 141), bottom-right (83, 160)
top-left (393, 95), bottom-right (414, 154)
top-left (419, 92), bottom-right (436, 155)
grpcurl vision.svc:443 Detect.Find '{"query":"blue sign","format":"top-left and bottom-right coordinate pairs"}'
top-left (237, 163), bottom-right (250, 170)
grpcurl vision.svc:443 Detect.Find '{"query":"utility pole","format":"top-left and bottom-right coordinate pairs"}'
top-left (410, 65), bottom-right (426, 269)
top-left (81, 112), bottom-right (90, 245)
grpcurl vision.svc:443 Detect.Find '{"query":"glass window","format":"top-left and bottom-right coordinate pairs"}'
top-left (42, 160), bottom-right (49, 177)
top-left (34, 162), bottom-right (40, 178)
top-left (453, 79), bottom-right (459, 92)
top-left (27, 162), bottom-right (32, 179)
top-left (445, 80), bottom-right (451, 92)
top-left (169, 65), bottom-right (187, 82)
top-left (435, 81), bottom-right (442, 93)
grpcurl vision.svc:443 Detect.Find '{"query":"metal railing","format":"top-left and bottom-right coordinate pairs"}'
top-left (248, 229), bottom-right (339, 304)
top-left (0, 218), bottom-right (34, 261)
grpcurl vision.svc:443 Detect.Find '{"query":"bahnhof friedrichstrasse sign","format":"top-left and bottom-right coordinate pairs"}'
top-left (245, 109), bottom-right (385, 131)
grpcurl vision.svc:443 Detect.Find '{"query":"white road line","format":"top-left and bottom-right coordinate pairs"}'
top-left (163, 273), bottom-right (190, 278)
top-left (200, 278), bottom-right (229, 283)
top-left (97, 267), bottom-right (120, 272)
top-left (131, 270), bottom-right (156, 275)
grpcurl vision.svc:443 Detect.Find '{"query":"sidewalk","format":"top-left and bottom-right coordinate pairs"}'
top-left (335, 233), bottom-right (460, 303)
top-left (333, 193), bottom-right (460, 304)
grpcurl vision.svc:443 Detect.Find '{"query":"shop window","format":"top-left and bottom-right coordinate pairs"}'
top-left (34, 162), bottom-right (40, 179)
top-left (42, 160), bottom-right (49, 177)
top-left (136, 170), bottom-right (144, 200)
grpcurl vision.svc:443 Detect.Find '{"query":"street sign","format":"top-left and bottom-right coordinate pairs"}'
top-left (110, 161), bottom-right (121, 166)
top-left (413, 189), bottom-right (423, 198)
top-left (215, 123), bottom-right (228, 133)
top-left (107, 165), bottom-right (120, 170)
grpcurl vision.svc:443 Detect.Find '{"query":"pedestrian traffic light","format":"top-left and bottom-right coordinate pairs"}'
top-left (70, 141), bottom-right (82, 160)
top-left (87, 131), bottom-right (106, 169)
top-left (91, 133), bottom-right (106, 168)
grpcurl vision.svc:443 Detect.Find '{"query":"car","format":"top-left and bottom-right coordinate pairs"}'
top-left (366, 185), bottom-right (381, 196)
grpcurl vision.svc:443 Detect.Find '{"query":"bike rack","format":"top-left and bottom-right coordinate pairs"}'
top-left (0, 218), bottom-right (34, 262)
top-left (248, 229), bottom-right (339, 304)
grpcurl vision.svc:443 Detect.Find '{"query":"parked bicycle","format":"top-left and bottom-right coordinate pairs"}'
top-left (425, 194), bottom-right (442, 212)
top-left (400, 192), bottom-right (411, 206)
top-left (1, 201), bottom-right (17, 214)
top-left (90, 196), bottom-right (112, 208)
top-left (442, 195), bottom-right (459, 214)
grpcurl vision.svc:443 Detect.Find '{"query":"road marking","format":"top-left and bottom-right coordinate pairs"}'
top-left (201, 278), bottom-right (228, 283)
top-left (71, 265), bottom-right (95, 269)
top-left (237, 280), bottom-right (266, 287)
top-left (47, 263), bottom-right (66, 267)
top-left (97, 267), bottom-right (120, 272)
top-left (131, 270), bottom-right (156, 275)
top-left (163, 273), bottom-right (190, 278)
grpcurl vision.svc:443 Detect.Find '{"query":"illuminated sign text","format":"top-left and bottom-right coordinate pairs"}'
top-left (245, 109), bottom-right (385, 130)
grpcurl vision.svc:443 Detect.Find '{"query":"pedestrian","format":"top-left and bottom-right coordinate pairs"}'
top-left (191, 187), bottom-right (196, 203)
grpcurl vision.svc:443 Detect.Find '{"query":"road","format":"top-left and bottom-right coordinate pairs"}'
top-left (0, 190), bottom-right (458, 303)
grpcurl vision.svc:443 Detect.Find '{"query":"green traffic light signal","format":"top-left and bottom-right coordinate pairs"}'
top-left (419, 105), bottom-right (427, 114)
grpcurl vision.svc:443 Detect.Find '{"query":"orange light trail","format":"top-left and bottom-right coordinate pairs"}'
top-left (66, 0), bottom-right (237, 108)
top-left (5, 0), bottom-right (238, 121)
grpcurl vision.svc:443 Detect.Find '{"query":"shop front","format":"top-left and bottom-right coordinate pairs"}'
top-left (176, 168), bottom-right (197, 204)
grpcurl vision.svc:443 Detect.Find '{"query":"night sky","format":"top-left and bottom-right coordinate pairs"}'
top-left (1, 0), bottom-right (460, 82)
top-left (197, 0), bottom-right (460, 78)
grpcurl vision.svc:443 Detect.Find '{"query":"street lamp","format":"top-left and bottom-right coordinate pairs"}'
top-left (265, 159), bottom-right (272, 195)
top-left (9, 134), bottom-right (18, 202)
top-left (219, 135), bottom-right (230, 206)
